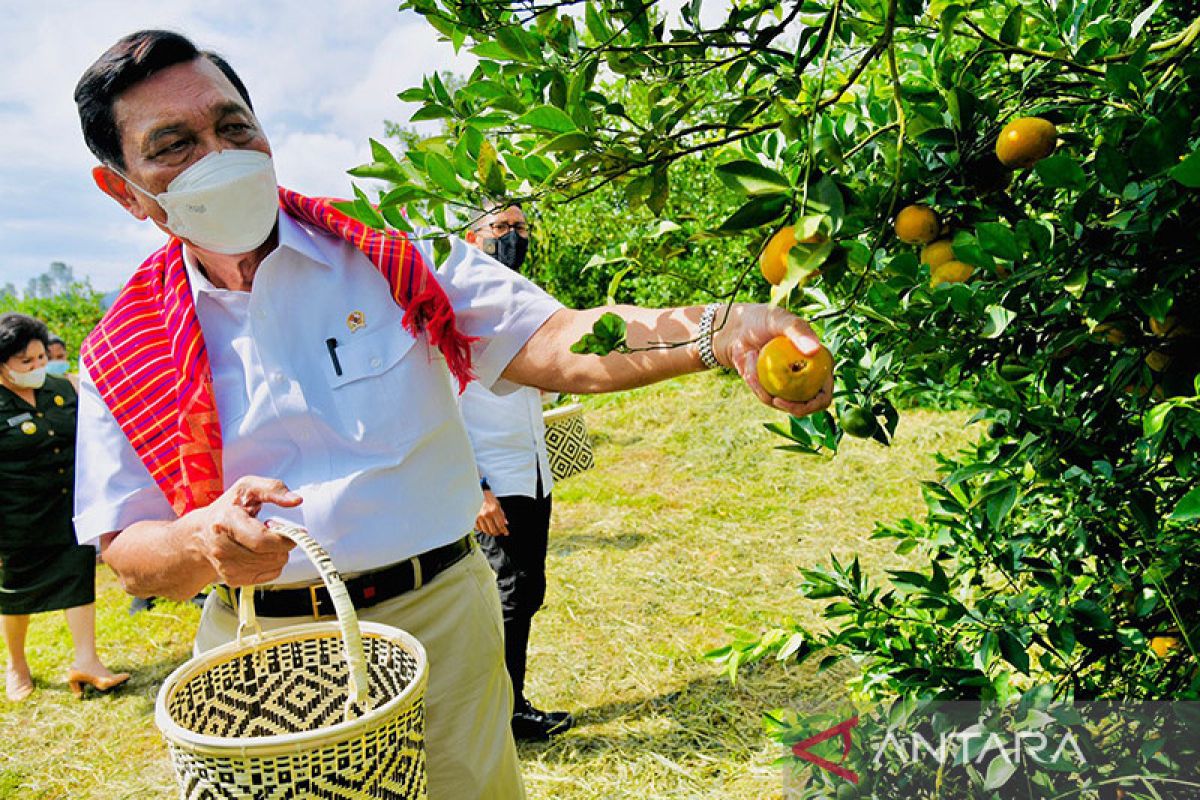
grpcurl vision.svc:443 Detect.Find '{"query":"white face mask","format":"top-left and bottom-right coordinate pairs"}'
top-left (122, 150), bottom-right (280, 255)
top-left (6, 365), bottom-right (46, 390)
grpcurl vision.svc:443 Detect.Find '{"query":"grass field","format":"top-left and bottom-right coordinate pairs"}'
top-left (0, 372), bottom-right (973, 799)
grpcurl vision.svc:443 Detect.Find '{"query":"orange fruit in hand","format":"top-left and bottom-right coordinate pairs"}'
top-left (894, 205), bottom-right (941, 245)
top-left (996, 117), bottom-right (1057, 169)
top-left (760, 226), bottom-right (826, 286)
top-left (920, 239), bottom-right (955, 268)
top-left (930, 260), bottom-right (974, 287)
top-left (756, 336), bottom-right (833, 402)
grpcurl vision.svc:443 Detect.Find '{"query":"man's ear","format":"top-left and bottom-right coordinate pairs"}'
top-left (92, 165), bottom-right (150, 220)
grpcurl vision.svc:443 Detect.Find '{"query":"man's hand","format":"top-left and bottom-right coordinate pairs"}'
top-left (475, 490), bottom-right (509, 537)
top-left (191, 476), bottom-right (303, 587)
top-left (711, 304), bottom-right (834, 417)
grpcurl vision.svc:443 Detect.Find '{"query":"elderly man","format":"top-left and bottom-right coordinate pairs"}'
top-left (72, 30), bottom-right (831, 800)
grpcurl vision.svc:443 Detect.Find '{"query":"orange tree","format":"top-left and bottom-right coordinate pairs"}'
top-left (353, 0), bottom-right (1200, 714)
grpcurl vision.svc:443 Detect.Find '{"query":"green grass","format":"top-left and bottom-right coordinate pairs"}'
top-left (0, 372), bottom-right (974, 799)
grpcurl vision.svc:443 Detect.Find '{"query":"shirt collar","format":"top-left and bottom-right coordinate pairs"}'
top-left (182, 210), bottom-right (336, 303)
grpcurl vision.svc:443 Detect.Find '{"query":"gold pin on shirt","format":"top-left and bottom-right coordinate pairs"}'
top-left (54, 396), bottom-right (65, 407)
top-left (347, 311), bottom-right (366, 332)
top-left (20, 421), bottom-right (36, 435)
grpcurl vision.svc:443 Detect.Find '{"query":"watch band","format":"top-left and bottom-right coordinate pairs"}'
top-left (697, 303), bottom-right (723, 370)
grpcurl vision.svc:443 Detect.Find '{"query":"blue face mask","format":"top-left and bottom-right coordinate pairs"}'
top-left (45, 361), bottom-right (70, 376)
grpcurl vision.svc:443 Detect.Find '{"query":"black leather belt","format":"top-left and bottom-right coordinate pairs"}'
top-left (214, 535), bottom-right (473, 618)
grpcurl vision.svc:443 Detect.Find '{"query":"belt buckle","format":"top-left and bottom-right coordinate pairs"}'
top-left (309, 584), bottom-right (323, 620)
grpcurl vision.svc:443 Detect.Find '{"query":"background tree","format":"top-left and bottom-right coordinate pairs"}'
top-left (347, 0), bottom-right (1200, 786)
top-left (1, 262), bottom-right (103, 359)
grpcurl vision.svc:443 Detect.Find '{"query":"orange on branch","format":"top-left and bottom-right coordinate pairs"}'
top-left (920, 239), bottom-right (956, 268)
top-left (1091, 322), bottom-right (1127, 345)
top-left (894, 204), bottom-right (941, 245)
top-left (996, 117), bottom-right (1058, 169)
top-left (1150, 635), bottom-right (1182, 659)
top-left (756, 336), bottom-right (833, 403)
top-left (1146, 350), bottom-right (1172, 372)
top-left (760, 226), bottom-right (825, 286)
top-left (1149, 315), bottom-right (1189, 338)
top-left (930, 260), bottom-right (974, 287)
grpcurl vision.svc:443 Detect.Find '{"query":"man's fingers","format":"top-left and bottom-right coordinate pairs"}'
top-left (784, 320), bottom-right (823, 357)
top-left (228, 476), bottom-right (303, 514)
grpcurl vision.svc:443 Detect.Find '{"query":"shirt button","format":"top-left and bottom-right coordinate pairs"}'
top-left (53, 448), bottom-right (61, 454)
top-left (47, 430), bottom-right (55, 436)
top-left (370, 357), bottom-right (382, 369)
top-left (35, 412), bottom-right (44, 418)
top-left (61, 488), bottom-right (68, 495)
top-left (58, 468), bottom-right (65, 474)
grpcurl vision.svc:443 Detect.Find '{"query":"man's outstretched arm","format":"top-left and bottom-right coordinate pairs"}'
top-left (501, 303), bottom-right (833, 417)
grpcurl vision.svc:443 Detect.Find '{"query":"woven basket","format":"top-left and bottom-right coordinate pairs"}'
top-left (155, 521), bottom-right (428, 800)
top-left (543, 402), bottom-right (595, 482)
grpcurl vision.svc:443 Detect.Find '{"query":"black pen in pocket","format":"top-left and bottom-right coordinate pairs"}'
top-left (325, 337), bottom-right (342, 376)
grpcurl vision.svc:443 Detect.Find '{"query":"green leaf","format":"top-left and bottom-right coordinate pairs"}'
top-left (477, 140), bottom-right (506, 195)
top-left (976, 223), bottom-right (1020, 260)
top-left (1169, 485), bottom-right (1200, 521)
top-left (514, 105), bottom-right (579, 134)
top-left (1131, 0), bottom-right (1163, 39)
top-left (423, 152), bottom-right (464, 194)
top-left (495, 25), bottom-right (538, 63)
top-left (1168, 149), bottom-right (1200, 188)
top-left (1035, 155), bottom-right (1086, 189)
top-left (584, 1), bottom-right (610, 41)
top-left (1064, 266), bottom-right (1088, 299)
top-left (984, 754), bottom-right (1018, 790)
top-left (999, 7), bottom-right (1023, 46)
top-left (982, 305), bottom-right (1016, 339)
top-left (410, 103), bottom-right (456, 123)
top-left (999, 630), bottom-right (1030, 673)
top-left (716, 194), bottom-right (789, 232)
top-left (605, 264), bottom-right (635, 305)
top-left (1094, 143), bottom-right (1129, 193)
top-left (536, 132), bottom-right (592, 154)
top-left (714, 160), bottom-right (791, 196)
top-left (1143, 403), bottom-right (1174, 437)
top-left (570, 312), bottom-right (627, 356)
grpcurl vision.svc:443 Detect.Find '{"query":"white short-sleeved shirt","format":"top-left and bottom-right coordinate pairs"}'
top-left (73, 211), bottom-right (563, 584)
top-left (458, 382), bottom-right (553, 499)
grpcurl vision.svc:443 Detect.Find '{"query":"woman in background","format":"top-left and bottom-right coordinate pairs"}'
top-left (0, 313), bottom-right (128, 701)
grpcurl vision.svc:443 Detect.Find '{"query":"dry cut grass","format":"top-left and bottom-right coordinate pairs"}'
top-left (0, 371), bottom-right (974, 799)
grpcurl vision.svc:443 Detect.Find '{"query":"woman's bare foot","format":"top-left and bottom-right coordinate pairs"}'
top-left (5, 665), bottom-right (34, 702)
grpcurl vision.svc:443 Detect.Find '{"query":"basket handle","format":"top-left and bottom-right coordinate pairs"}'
top-left (235, 520), bottom-right (370, 716)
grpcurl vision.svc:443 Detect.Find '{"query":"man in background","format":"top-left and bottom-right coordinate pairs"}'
top-left (462, 204), bottom-right (571, 741)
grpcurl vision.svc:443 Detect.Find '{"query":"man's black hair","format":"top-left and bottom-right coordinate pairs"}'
top-left (74, 29), bottom-right (254, 170)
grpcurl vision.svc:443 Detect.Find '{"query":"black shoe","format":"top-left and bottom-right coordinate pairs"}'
top-left (511, 702), bottom-right (573, 742)
top-left (189, 592), bottom-right (208, 609)
top-left (128, 596), bottom-right (156, 615)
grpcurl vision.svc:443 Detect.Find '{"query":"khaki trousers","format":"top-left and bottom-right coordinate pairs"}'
top-left (195, 546), bottom-right (526, 800)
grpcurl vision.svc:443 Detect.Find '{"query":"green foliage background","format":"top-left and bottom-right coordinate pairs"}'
top-left (347, 0), bottom-right (1200, 791)
top-left (0, 288), bottom-right (105, 363)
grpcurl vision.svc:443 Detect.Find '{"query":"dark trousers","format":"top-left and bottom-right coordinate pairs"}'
top-left (474, 482), bottom-right (552, 707)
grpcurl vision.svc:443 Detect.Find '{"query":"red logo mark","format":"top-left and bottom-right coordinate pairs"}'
top-left (791, 716), bottom-right (859, 784)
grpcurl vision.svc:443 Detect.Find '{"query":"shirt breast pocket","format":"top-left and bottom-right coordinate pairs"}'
top-left (324, 320), bottom-right (447, 456)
